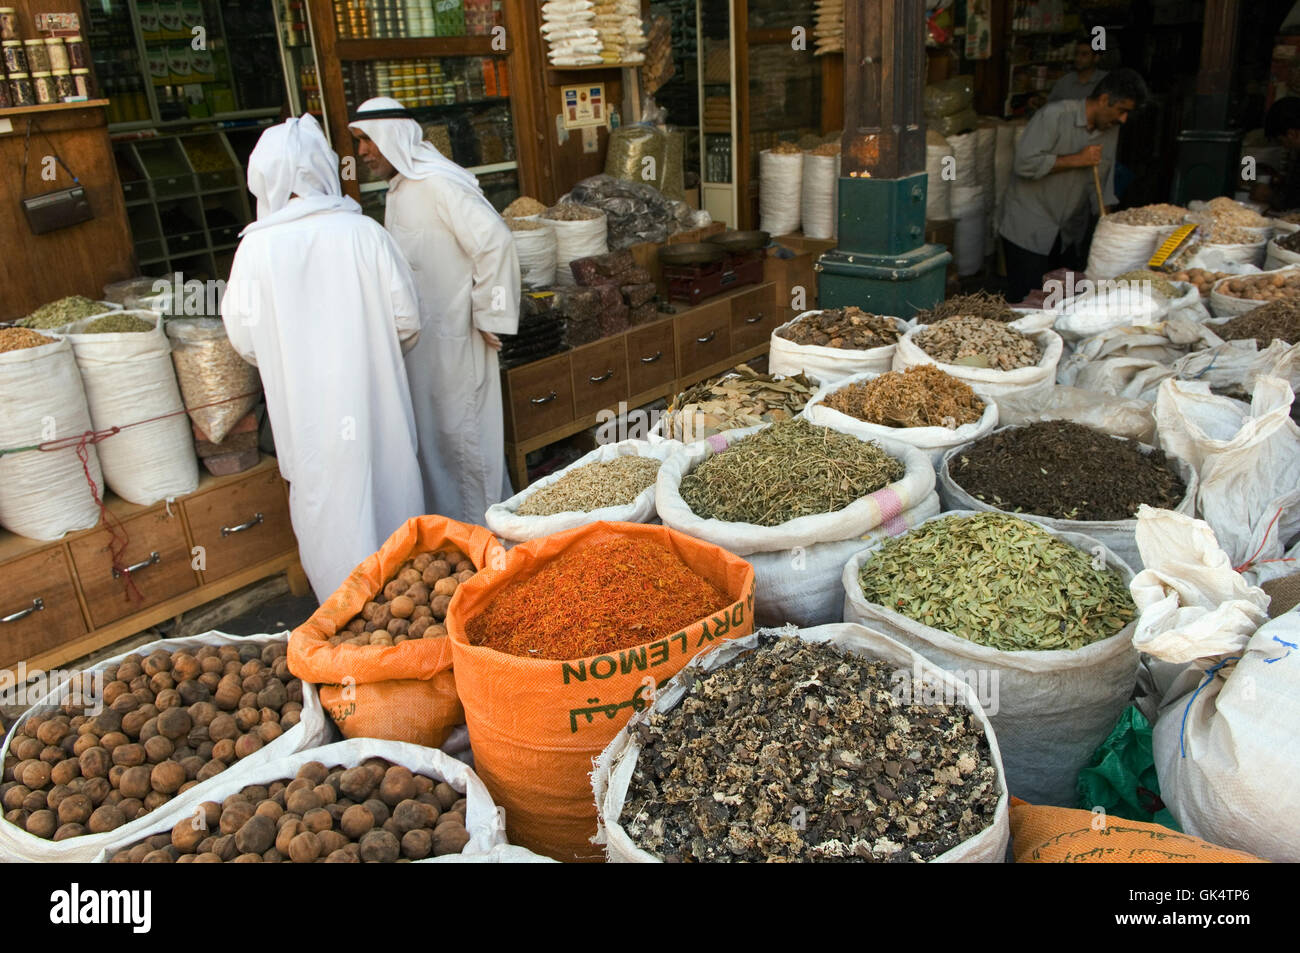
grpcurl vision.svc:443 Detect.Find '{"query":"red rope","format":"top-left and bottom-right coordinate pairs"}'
top-left (1234, 506), bottom-right (1297, 574)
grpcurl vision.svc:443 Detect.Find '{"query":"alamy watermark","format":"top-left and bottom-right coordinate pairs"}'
top-left (1041, 273), bottom-right (1155, 319)
top-left (0, 664), bottom-right (103, 714)
top-left (890, 660), bottom-right (1000, 716)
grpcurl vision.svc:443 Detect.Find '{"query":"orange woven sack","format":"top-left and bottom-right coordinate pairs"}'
top-left (289, 516), bottom-right (505, 748)
top-left (1009, 798), bottom-right (1267, 863)
top-left (447, 520), bottom-right (756, 862)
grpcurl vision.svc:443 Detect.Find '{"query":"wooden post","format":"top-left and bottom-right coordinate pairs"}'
top-left (1195, 0), bottom-right (1239, 129)
top-left (840, 0), bottom-right (927, 179)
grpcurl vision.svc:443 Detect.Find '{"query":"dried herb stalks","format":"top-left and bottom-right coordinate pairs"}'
top-left (857, 513), bottom-right (1136, 651)
top-left (822, 365), bottom-right (985, 429)
top-left (619, 633), bottom-right (1000, 862)
top-left (678, 418), bottom-right (905, 526)
top-left (913, 291), bottom-right (1019, 325)
top-left (516, 456), bottom-right (662, 516)
top-left (1215, 301), bottom-right (1300, 347)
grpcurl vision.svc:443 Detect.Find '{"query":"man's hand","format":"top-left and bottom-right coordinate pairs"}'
top-left (1073, 145), bottom-right (1102, 167)
top-left (480, 330), bottom-right (502, 351)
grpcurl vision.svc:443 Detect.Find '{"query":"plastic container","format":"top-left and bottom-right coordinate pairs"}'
top-left (23, 37), bottom-right (48, 73)
top-left (44, 36), bottom-right (68, 71)
top-left (8, 71), bottom-right (34, 108)
top-left (0, 8), bottom-right (17, 42)
top-left (65, 34), bottom-right (88, 69)
top-left (31, 71), bottom-right (54, 105)
top-left (71, 68), bottom-right (91, 99)
top-left (2, 38), bottom-right (26, 73)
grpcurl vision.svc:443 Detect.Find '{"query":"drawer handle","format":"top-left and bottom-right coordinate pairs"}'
top-left (696, 331), bottom-right (717, 344)
top-left (588, 369), bottom-right (615, 384)
top-left (113, 551), bottom-right (160, 579)
top-left (222, 513), bottom-right (265, 537)
top-left (530, 391), bottom-right (558, 405)
top-left (745, 312), bottom-right (765, 324)
top-left (2, 597), bottom-right (44, 624)
top-left (640, 351), bottom-right (663, 364)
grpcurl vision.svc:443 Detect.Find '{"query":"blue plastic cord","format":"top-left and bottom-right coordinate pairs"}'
top-left (1179, 656), bottom-right (1241, 758)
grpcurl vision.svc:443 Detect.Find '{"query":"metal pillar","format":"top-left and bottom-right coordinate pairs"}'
top-left (817, 0), bottom-right (950, 316)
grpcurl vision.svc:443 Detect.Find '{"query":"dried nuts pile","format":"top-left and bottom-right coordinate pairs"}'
top-left (913, 317), bottom-right (1041, 371)
top-left (107, 758), bottom-right (471, 862)
top-left (330, 548), bottom-right (477, 646)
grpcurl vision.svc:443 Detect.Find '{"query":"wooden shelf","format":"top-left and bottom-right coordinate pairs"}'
top-left (0, 99), bottom-right (109, 119)
top-left (335, 36), bottom-right (498, 60)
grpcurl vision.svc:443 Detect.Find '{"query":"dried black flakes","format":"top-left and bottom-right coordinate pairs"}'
top-left (619, 634), bottom-right (1000, 862)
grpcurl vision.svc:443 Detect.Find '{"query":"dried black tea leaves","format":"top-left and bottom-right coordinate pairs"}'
top-left (949, 421), bottom-right (1185, 521)
top-left (620, 634), bottom-right (1000, 862)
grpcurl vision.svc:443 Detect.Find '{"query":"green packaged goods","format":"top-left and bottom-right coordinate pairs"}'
top-left (82, 314), bottom-right (156, 335)
top-left (20, 296), bottom-right (107, 329)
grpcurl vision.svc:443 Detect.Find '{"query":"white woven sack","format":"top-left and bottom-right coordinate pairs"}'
top-left (91, 739), bottom-right (554, 863)
top-left (1084, 219), bottom-right (1177, 280)
top-left (746, 492), bottom-right (941, 628)
top-left (893, 324), bottom-right (1063, 404)
top-left (542, 211), bottom-right (608, 287)
top-left (1057, 318), bottom-right (1223, 390)
top-left (62, 311), bottom-right (198, 506)
top-left (936, 432), bottom-right (1199, 571)
top-left (1208, 264), bottom-right (1300, 317)
top-left (1264, 237), bottom-right (1300, 270)
top-left (800, 152), bottom-right (838, 240)
top-left (655, 421), bottom-right (936, 555)
top-left (1154, 377), bottom-right (1300, 584)
top-left (1052, 283), bottom-right (1170, 340)
top-left (996, 385), bottom-right (1156, 443)
top-left (592, 623), bottom-right (1012, 862)
top-left (0, 631), bottom-right (331, 863)
top-left (0, 335), bottom-right (103, 540)
top-left (1162, 282), bottom-right (1212, 323)
top-left (1173, 339), bottom-right (1300, 397)
top-left (1196, 240), bottom-right (1268, 270)
top-left (759, 150), bottom-right (803, 236)
top-left (802, 369), bottom-right (999, 467)
top-left (926, 141), bottom-right (953, 220)
top-left (1007, 308), bottom-right (1059, 333)
top-left (767, 311), bottom-right (908, 385)
top-left (842, 511), bottom-right (1140, 806)
top-left (512, 223), bottom-right (558, 289)
top-left (485, 438), bottom-right (680, 544)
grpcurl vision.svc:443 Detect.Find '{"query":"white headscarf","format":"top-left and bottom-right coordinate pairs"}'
top-left (243, 114), bottom-right (358, 234)
top-left (348, 96), bottom-right (496, 211)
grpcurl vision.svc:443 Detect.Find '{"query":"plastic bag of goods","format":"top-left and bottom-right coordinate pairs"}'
top-left (604, 124), bottom-right (666, 187)
top-left (925, 129), bottom-right (954, 221)
top-left (61, 311), bottom-right (198, 506)
top-left (445, 521), bottom-right (755, 862)
top-left (759, 144), bottom-right (803, 237)
top-left (540, 204), bottom-right (608, 287)
top-left (843, 511), bottom-right (1140, 806)
top-left (1084, 205), bottom-right (1186, 280)
top-left (163, 318), bottom-right (260, 444)
top-left (94, 739), bottom-right (553, 863)
top-left (923, 76), bottom-right (975, 118)
top-left (800, 145), bottom-right (839, 240)
top-left (932, 107), bottom-right (978, 138)
top-left (1050, 279), bottom-right (1171, 341)
top-left (1154, 377), bottom-right (1300, 585)
top-left (0, 330), bottom-right (103, 540)
top-left (1208, 265), bottom-right (1300, 317)
top-left (485, 439), bottom-right (679, 544)
top-left (769, 308), bottom-right (907, 384)
top-left (562, 175), bottom-right (676, 248)
top-left (508, 218), bottom-right (557, 289)
top-left (0, 631), bottom-right (330, 862)
top-left (655, 417), bottom-right (936, 628)
top-left (1128, 507), bottom-right (1300, 861)
top-left (937, 421), bottom-right (1197, 571)
top-left (802, 366), bottom-right (999, 467)
top-left (893, 318), bottom-right (1064, 404)
top-left (593, 624), bottom-right (1011, 862)
top-left (290, 516), bottom-right (506, 749)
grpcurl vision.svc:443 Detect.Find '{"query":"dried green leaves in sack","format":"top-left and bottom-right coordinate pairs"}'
top-left (516, 456), bottom-right (662, 516)
top-left (857, 513), bottom-right (1135, 652)
top-left (662, 364), bottom-right (815, 441)
top-left (949, 421), bottom-right (1186, 522)
top-left (618, 633), bottom-right (1000, 862)
top-left (19, 296), bottom-right (110, 330)
top-left (678, 418), bottom-right (904, 526)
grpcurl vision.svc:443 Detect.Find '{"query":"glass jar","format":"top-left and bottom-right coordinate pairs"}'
top-left (71, 68), bottom-right (92, 99)
top-left (45, 37), bottom-right (68, 71)
top-left (52, 69), bottom-right (74, 101)
top-left (65, 35), bottom-right (88, 70)
top-left (24, 37), bottom-right (49, 73)
top-left (0, 7), bottom-right (16, 42)
top-left (9, 71), bottom-right (34, 107)
top-left (0, 73), bottom-right (10, 108)
top-left (31, 71), bottom-right (55, 105)
top-left (3, 38), bottom-right (26, 72)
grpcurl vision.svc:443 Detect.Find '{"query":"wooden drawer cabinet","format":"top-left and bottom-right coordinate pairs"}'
top-left (69, 508), bottom-right (197, 629)
top-left (677, 300), bottom-right (733, 377)
top-left (185, 466), bottom-right (293, 585)
top-left (570, 337), bottom-right (628, 418)
top-left (503, 353), bottom-right (574, 442)
top-left (729, 285), bottom-right (778, 352)
top-left (0, 548), bottom-right (87, 668)
top-left (626, 318), bottom-right (677, 397)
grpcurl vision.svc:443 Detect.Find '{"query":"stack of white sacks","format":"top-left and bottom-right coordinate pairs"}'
top-left (592, 0), bottom-right (646, 65)
top-left (542, 0), bottom-right (603, 66)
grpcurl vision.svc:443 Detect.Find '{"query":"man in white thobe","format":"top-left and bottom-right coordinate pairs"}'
top-left (349, 97), bottom-right (521, 526)
top-left (220, 114), bottom-right (426, 601)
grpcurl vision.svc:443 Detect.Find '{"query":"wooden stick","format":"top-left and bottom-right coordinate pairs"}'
top-left (1093, 165), bottom-right (1106, 217)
